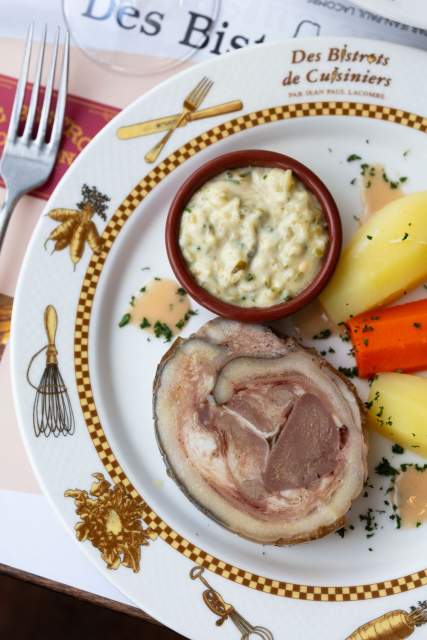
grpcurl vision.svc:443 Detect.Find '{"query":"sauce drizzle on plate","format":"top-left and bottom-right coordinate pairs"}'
top-left (131, 278), bottom-right (191, 337)
top-left (394, 468), bottom-right (427, 528)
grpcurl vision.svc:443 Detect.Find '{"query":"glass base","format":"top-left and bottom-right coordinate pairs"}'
top-left (62, 0), bottom-right (221, 76)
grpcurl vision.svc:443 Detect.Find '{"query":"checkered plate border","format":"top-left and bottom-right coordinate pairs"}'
top-left (74, 101), bottom-right (427, 601)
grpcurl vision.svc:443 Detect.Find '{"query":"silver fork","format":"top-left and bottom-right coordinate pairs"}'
top-left (144, 76), bottom-right (213, 163)
top-left (0, 24), bottom-right (69, 252)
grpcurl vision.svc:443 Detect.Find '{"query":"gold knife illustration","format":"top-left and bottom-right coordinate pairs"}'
top-left (116, 100), bottom-right (243, 140)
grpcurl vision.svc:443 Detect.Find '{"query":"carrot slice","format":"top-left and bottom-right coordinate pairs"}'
top-left (347, 298), bottom-right (427, 378)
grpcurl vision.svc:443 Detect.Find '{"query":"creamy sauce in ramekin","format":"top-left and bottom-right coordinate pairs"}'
top-left (179, 167), bottom-right (328, 308)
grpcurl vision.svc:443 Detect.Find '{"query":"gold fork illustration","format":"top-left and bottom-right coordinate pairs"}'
top-left (144, 76), bottom-right (213, 164)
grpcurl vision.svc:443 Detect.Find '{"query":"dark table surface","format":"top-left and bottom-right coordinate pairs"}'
top-left (0, 564), bottom-right (186, 639)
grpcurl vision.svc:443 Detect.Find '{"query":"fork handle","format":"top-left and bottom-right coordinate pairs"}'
top-left (0, 189), bottom-right (20, 254)
top-left (144, 109), bottom-right (190, 164)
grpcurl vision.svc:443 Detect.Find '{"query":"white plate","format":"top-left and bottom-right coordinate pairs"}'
top-left (352, 0), bottom-right (427, 29)
top-left (11, 37), bottom-right (427, 639)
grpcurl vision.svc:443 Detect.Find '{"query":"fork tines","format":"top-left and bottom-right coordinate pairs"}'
top-left (8, 24), bottom-right (69, 150)
top-left (188, 76), bottom-right (214, 108)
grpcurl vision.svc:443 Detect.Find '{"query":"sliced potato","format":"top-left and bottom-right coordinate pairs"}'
top-left (320, 192), bottom-right (427, 323)
top-left (368, 372), bottom-right (427, 456)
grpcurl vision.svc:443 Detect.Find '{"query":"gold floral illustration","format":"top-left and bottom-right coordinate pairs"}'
top-left (44, 184), bottom-right (110, 268)
top-left (65, 473), bottom-right (151, 572)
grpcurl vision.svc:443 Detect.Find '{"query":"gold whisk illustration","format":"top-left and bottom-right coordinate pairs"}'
top-left (346, 601), bottom-right (427, 639)
top-left (26, 305), bottom-right (75, 437)
top-left (190, 566), bottom-right (273, 639)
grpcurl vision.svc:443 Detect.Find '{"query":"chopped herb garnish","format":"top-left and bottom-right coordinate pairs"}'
top-left (417, 522), bottom-right (422, 527)
top-left (350, 178), bottom-right (356, 186)
top-left (400, 176), bottom-right (408, 183)
top-left (140, 317), bottom-right (151, 329)
top-left (312, 329), bottom-right (332, 340)
top-left (153, 321), bottom-right (173, 342)
top-left (119, 313), bottom-right (131, 328)
top-left (347, 154), bottom-right (362, 162)
top-left (184, 207), bottom-right (192, 213)
top-left (141, 266), bottom-right (150, 271)
top-left (375, 458), bottom-right (399, 477)
top-left (129, 295), bottom-right (135, 307)
top-left (403, 149), bottom-right (410, 157)
top-left (338, 366), bottom-right (358, 379)
top-left (363, 338), bottom-right (369, 347)
top-left (140, 286), bottom-right (146, 293)
top-left (402, 232), bottom-right (409, 241)
top-left (368, 374), bottom-right (379, 387)
top-left (366, 235), bottom-right (373, 240)
top-left (176, 287), bottom-right (187, 296)
top-left (336, 528), bottom-right (346, 538)
top-left (175, 308), bottom-right (198, 330)
top-left (359, 508), bottom-right (378, 534)
top-left (413, 322), bottom-right (422, 329)
top-left (392, 443), bottom-right (404, 454)
top-left (154, 277), bottom-right (161, 281)
top-left (246, 273), bottom-right (255, 281)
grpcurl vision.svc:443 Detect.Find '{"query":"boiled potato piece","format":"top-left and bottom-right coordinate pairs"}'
top-left (368, 372), bottom-right (427, 456)
top-left (320, 192), bottom-right (427, 323)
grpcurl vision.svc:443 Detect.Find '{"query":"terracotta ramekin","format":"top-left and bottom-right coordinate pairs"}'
top-left (165, 149), bottom-right (342, 322)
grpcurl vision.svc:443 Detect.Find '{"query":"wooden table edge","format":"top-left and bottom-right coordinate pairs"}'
top-left (0, 562), bottom-right (160, 625)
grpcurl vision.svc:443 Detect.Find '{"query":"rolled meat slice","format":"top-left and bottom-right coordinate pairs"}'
top-left (154, 319), bottom-right (367, 545)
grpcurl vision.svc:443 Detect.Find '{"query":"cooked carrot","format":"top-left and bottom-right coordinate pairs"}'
top-left (347, 298), bottom-right (427, 378)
